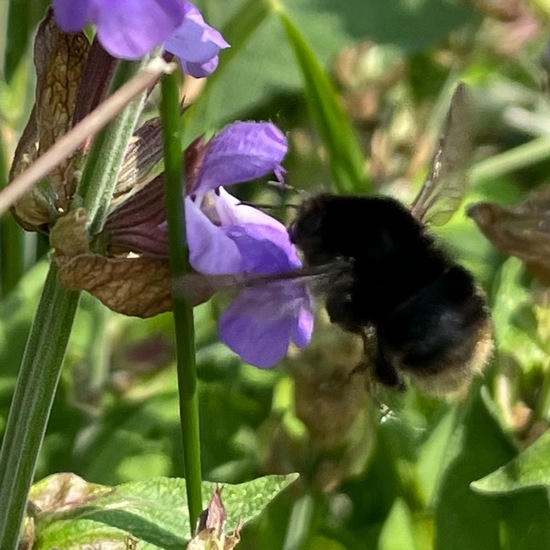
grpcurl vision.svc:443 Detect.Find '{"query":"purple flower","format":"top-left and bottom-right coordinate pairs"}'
top-left (185, 122), bottom-right (314, 367)
top-left (165, 3), bottom-right (229, 78)
top-left (53, 0), bottom-right (229, 76)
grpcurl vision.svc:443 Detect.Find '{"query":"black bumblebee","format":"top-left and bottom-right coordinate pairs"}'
top-left (288, 84), bottom-right (493, 394)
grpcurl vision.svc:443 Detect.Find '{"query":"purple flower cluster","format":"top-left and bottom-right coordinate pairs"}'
top-left (53, 0), bottom-right (229, 77)
top-left (185, 122), bottom-right (314, 367)
top-left (53, 2), bottom-right (313, 367)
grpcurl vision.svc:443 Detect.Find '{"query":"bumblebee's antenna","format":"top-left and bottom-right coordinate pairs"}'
top-left (238, 200), bottom-right (299, 210)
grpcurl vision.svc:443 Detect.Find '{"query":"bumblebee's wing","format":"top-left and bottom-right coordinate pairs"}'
top-left (173, 259), bottom-right (352, 305)
top-left (410, 83), bottom-right (473, 226)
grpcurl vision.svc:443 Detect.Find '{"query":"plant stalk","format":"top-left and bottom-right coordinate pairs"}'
top-left (160, 71), bottom-right (203, 530)
top-left (0, 264), bottom-right (80, 549)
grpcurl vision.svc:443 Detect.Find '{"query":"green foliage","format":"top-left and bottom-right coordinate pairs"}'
top-left (473, 429), bottom-right (550, 494)
top-left (29, 473), bottom-right (297, 549)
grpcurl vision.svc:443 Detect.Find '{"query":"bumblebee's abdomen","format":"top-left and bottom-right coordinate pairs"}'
top-left (377, 265), bottom-right (492, 393)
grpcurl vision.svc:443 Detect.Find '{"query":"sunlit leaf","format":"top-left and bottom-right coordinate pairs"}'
top-left (30, 473), bottom-right (298, 549)
top-left (379, 498), bottom-right (417, 550)
top-left (472, 430), bottom-right (550, 494)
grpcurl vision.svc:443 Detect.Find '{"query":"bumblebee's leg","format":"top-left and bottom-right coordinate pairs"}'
top-left (349, 329), bottom-right (405, 391)
top-left (373, 353), bottom-right (405, 391)
top-left (348, 327), bottom-right (375, 378)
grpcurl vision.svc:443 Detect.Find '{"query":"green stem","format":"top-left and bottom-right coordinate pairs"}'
top-left (0, 264), bottom-right (80, 549)
top-left (470, 135), bottom-right (550, 185)
top-left (159, 72), bottom-right (202, 530)
top-left (77, 58), bottom-right (150, 236)
top-left (0, 57), bottom-right (151, 549)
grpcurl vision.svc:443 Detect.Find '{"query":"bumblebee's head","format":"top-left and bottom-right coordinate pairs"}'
top-left (288, 195), bottom-right (333, 265)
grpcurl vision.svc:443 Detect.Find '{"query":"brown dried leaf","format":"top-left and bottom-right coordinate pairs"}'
top-left (111, 117), bottom-right (165, 209)
top-left (468, 186), bottom-right (550, 284)
top-left (56, 253), bottom-right (173, 317)
top-left (188, 488), bottom-right (242, 550)
top-left (10, 9), bottom-right (90, 231)
top-left (29, 473), bottom-right (110, 514)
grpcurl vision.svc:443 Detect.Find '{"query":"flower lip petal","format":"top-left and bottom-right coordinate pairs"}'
top-left (219, 288), bottom-right (296, 368)
top-left (196, 122), bottom-right (288, 192)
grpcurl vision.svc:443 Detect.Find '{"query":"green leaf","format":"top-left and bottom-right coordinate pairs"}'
top-left (282, 0), bottom-right (474, 54)
top-left (434, 389), bottom-right (517, 550)
top-left (278, 10), bottom-right (369, 194)
top-left (379, 499), bottom-right (417, 550)
top-left (30, 473), bottom-right (298, 549)
top-left (417, 405), bottom-right (461, 506)
top-left (472, 430), bottom-right (550, 494)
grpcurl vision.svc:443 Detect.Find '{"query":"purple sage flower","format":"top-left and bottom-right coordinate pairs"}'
top-left (186, 121), bottom-right (314, 367)
top-left (53, 0), bottom-right (229, 76)
top-left (165, 2), bottom-right (229, 78)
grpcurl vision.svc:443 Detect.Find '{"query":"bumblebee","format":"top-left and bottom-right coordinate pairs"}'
top-left (288, 84), bottom-right (493, 394)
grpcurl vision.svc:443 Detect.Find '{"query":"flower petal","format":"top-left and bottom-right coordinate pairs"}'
top-left (219, 288), bottom-right (296, 368)
top-left (197, 122), bottom-right (288, 191)
top-left (165, 2), bottom-right (229, 77)
top-left (185, 197), bottom-right (242, 274)
top-left (94, 0), bottom-right (185, 59)
top-left (54, 0), bottom-right (92, 32)
top-left (213, 189), bottom-right (301, 269)
top-left (179, 56), bottom-right (220, 78)
top-left (219, 277), bottom-right (314, 367)
top-left (225, 224), bottom-right (301, 273)
top-left (224, 225), bottom-right (293, 273)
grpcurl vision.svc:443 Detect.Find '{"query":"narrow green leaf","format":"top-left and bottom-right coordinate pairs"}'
top-left (278, 11), bottom-right (370, 194)
top-left (2, 0), bottom-right (49, 82)
top-left (379, 499), bottom-right (417, 550)
top-left (417, 405), bottom-right (461, 506)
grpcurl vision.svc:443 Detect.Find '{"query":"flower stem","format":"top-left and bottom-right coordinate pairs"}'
top-left (0, 264), bottom-right (80, 550)
top-left (470, 135), bottom-right (550, 185)
top-left (160, 71), bottom-right (203, 530)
